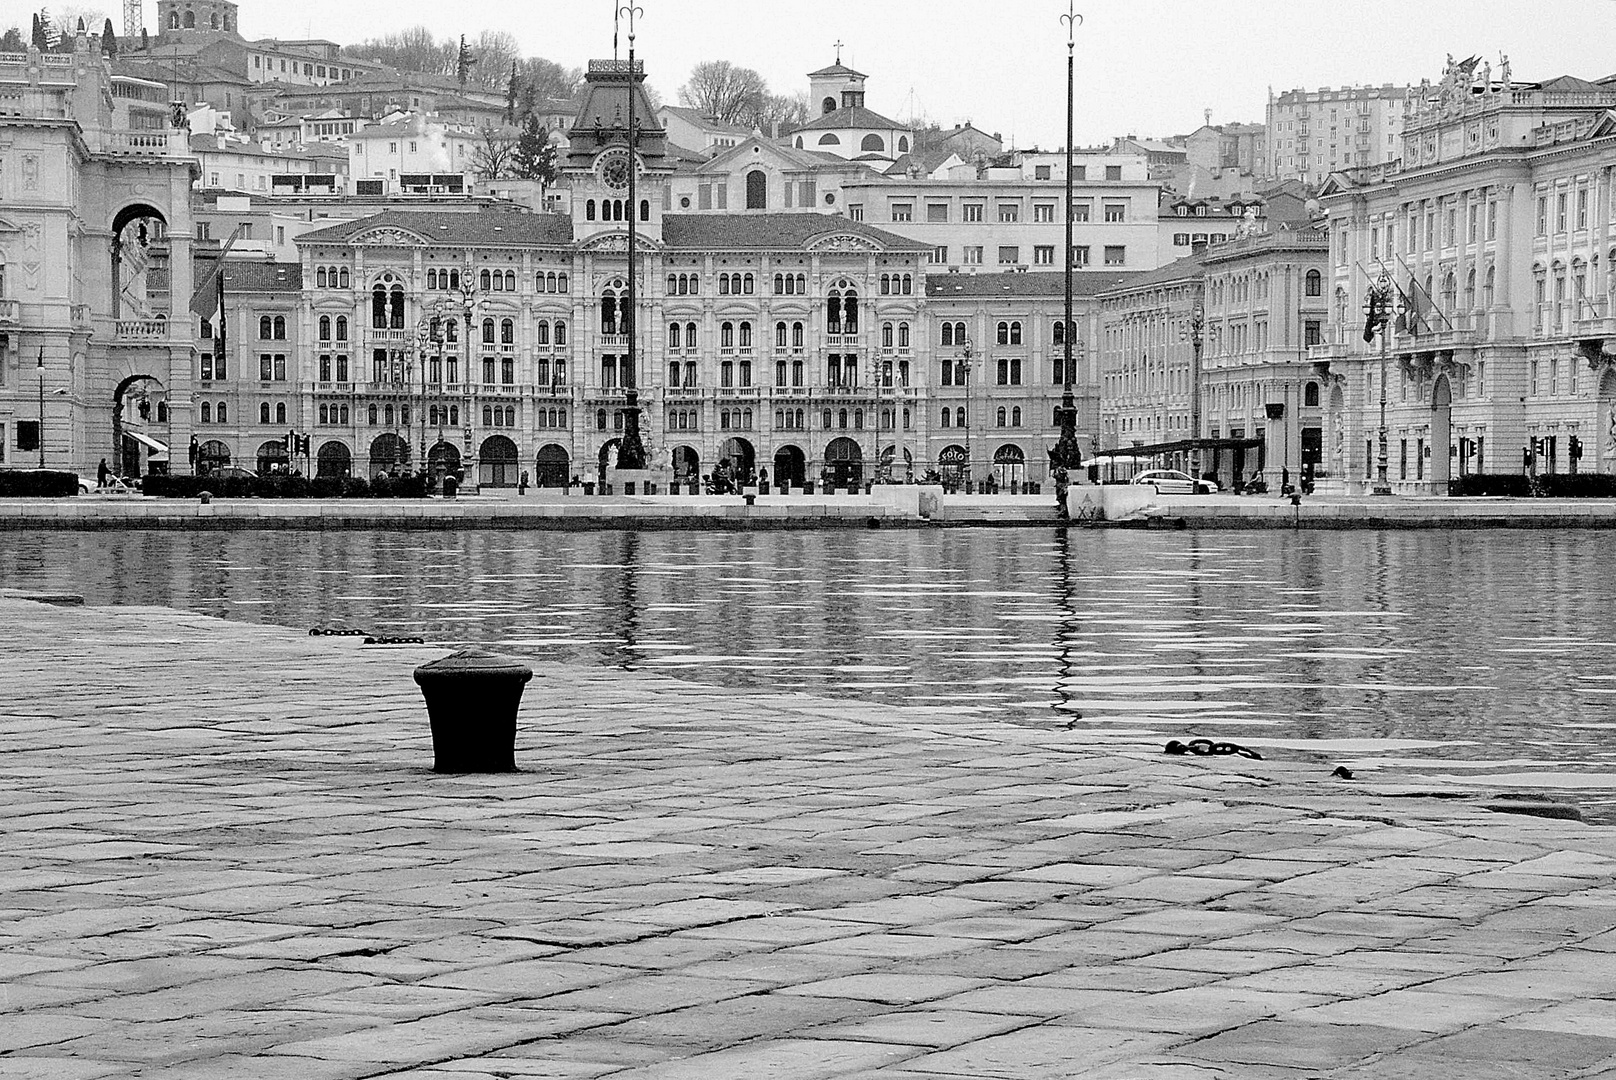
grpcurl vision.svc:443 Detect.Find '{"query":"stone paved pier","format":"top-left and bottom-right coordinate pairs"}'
top-left (2, 597), bottom-right (1614, 1078)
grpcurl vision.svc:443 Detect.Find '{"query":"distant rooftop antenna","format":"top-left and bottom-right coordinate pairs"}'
top-left (123, 0), bottom-right (142, 38)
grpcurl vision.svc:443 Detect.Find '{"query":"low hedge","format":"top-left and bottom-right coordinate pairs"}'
top-left (144, 474), bottom-right (429, 499)
top-left (0, 470), bottom-right (80, 497)
top-left (1450, 473), bottom-right (1616, 498)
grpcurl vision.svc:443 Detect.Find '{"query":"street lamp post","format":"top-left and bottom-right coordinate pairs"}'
top-left (1366, 272), bottom-right (1394, 495)
top-left (959, 335), bottom-right (973, 492)
top-left (1047, 1), bottom-right (1085, 511)
top-left (616, 3), bottom-right (648, 472)
top-left (1183, 303), bottom-right (1205, 480)
top-left (36, 347), bottom-right (45, 469)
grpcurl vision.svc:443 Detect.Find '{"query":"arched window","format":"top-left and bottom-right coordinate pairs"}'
top-left (1304, 382), bottom-right (1320, 407)
top-left (558, 273), bottom-right (568, 292)
top-left (743, 273), bottom-right (755, 295)
top-left (838, 409), bottom-right (849, 429)
top-left (1305, 269), bottom-right (1323, 296)
top-left (218, 402), bottom-right (227, 423)
top-left (535, 322), bottom-right (550, 345)
top-left (997, 407), bottom-right (1007, 427)
top-left (482, 318), bottom-right (495, 344)
top-left (882, 323), bottom-right (894, 348)
top-left (427, 269), bottom-right (437, 290)
top-left (776, 321), bottom-right (787, 348)
top-left (555, 321), bottom-right (567, 345)
top-left (669, 323), bottom-right (682, 350)
top-left (941, 322), bottom-right (954, 347)
top-left (860, 134), bottom-right (885, 153)
top-left (739, 322), bottom-right (752, 348)
top-left (201, 402), bottom-right (212, 423)
top-left (941, 409), bottom-right (952, 428)
top-left (792, 322), bottom-right (804, 348)
top-left (169, 11), bottom-right (179, 28)
top-left (818, 133), bottom-right (841, 146)
top-left (319, 315), bottom-right (331, 340)
top-left (317, 267), bottom-right (328, 288)
top-left (260, 315), bottom-right (273, 339)
top-left (480, 270), bottom-right (491, 291)
top-left (505, 270), bottom-right (516, 292)
top-left (260, 402), bottom-right (271, 424)
top-left (183, 10), bottom-right (195, 28)
top-left (746, 170), bottom-right (767, 209)
top-left (1010, 321), bottom-right (1022, 345)
top-left (956, 407), bottom-right (966, 428)
top-left (721, 322), bottom-right (735, 348)
top-left (898, 136), bottom-right (909, 153)
top-left (338, 268), bottom-right (350, 289)
top-left (389, 286), bottom-right (404, 329)
top-left (444, 318), bottom-right (458, 343)
top-left (773, 274), bottom-right (784, 293)
top-left (997, 321), bottom-right (1009, 345)
top-left (1012, 406), bottom-right (1022, 426)
top-left (899, 323), bottom-right (910, 348)
top-left (273, 316), bottom-right (286, 340)
top-left (586, 200), bottom-right (596, 221)
top-left (501, 319), bottom-right (514, 345)
top-left (276, 402), bottom-right (287, 425)
top-left (880, 274), bottom-right (891, 296)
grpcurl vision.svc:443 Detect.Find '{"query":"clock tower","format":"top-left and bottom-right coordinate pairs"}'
top-left (566, 59), bottom-right (671, 244)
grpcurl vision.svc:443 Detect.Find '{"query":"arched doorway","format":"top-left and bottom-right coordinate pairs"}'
top-left (878, 445), bottom-right (914, 482)
top-left (825, 436), bottom-right (863, 490)
top-left (112, 373), bottom-right (165, 477)
top-left (1431, 374), bottom-right (1452, 493)
top-left (535, 443), bottom-right (569, 487)
top-left (672, 445), bottom-right (700, 483)
top-left (719, 436), bottom-right (756, 479)
top-left (316, 440), bottom-right (352, 479)
top-left (479, 435), bottom-right (519, 487)
top-left (197, 440), bottom-right (231, 475)
top-left (774, 444), bottom-right (807, 488)
top-left (1600, 368), bottom-right (1616, 474)
top-left (256, 439), bottom-right (289, 476)
top-left (428, 440), bottom-right (462, 483)
top-left (993, 444), bottom-right (1027, 492)
top-left (939, 444), bottom-right (969, 492)
top-left (369, 433), bottom-right (409, 478)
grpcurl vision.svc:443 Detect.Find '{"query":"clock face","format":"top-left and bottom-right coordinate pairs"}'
top-left (599, 152), bottom-right (632, 191)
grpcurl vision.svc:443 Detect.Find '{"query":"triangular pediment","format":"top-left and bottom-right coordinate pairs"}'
top-left (1586, 109), bottom-right (1616, 140)
top-left (0, 215), bottom-right (22, 234)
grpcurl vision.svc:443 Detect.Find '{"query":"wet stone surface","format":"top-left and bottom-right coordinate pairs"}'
top-left (1, 597), bottom-right (1615, 1077)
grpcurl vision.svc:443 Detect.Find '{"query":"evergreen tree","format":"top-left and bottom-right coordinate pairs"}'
top-left (455, 34), bottom-right (475, 88)
top-left (512, 114), bottom-right (557, 185)
top-left (102, 17), bottom-right (117, 58)
top-left (31, 13), bottom-right (46, 52)
top-left (0, 27), bottom-right (25, 52)
top-left (505, 60), bottom-right (518, 124)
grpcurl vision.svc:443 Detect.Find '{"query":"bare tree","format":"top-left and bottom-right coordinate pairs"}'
top-left (518, 57), bottom-right (582, 107)
top-left (54, 6), bottom-right (108, 39)
top-left (345, 27), bottom-right (455, 77)
top-left (471, 127), bottom-right (518, 179)
top-left (677, 60), bottom-right (768, 126)
top-left (471, 30), bottom-right (520, 90)
top-left (745, 91), bottom-right (811, 134)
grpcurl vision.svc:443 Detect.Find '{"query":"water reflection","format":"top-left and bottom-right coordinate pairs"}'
top-left (5, 527), bottom-right (1616, 804)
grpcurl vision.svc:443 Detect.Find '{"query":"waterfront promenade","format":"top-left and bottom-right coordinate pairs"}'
top-left (6, 489), bottom-right (1616, 529)
top-left (3, 594), bottom-right (1615, 1078)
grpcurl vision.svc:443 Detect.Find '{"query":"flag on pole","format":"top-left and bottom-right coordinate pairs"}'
top-left (188, 224), bottom-right (244, 319)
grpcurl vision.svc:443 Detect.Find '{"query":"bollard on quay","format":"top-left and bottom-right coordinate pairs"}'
top-left (412, 648), bottom-right (533, 773)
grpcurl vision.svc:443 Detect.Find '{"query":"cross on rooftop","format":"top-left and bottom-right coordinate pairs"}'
top-left (834, 39), bottom-right (843, 63)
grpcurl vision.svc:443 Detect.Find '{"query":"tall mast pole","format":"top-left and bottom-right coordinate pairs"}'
top-left (616, 4), bottom-right (648, 471)
top-left (1048, 3), bottom-right (1084, 502)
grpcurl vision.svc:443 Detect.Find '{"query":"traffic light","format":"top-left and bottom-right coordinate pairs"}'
top-left (299, 433), bottom-right (311, 456)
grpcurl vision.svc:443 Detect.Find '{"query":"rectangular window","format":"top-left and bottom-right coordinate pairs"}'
top-left (274, 354), bottom-right (286, 381)
top-left (699, 184), bottom-right (712, 210)
top-left (319, 354), bottom-right (331, 381)
top-left (502, 358), bottom-right (514, 385)
top-left (1071, 201), bottom-right (1091, 222)
top-left (1103, 245), bottom-right (1126, 266)
top-left (848, 204), bottom-right (863, 222)
top-left (200, 354), bottom-right (215, 380)
top-left (962, 203), bottom-right (984, 223)
top-left (259, 353), bottom-right (272, 381)
top-left (929, 245), bottom-right (949, 264)
top-left (336, 355), bottom-right (348, 382)
top-left (997, 203), bottom-right (1019, 223)
top-left (1072, 166), bottom-right (1086, 180)
top-left (926, 203), bottom-right (949, 223)
top-left (1071, 245), bottom-right (1091, 267)
top-left (889, 202), bottom-right (914, 222)
top-left (1578, 188), bottom-right (1589, 230)
top-left (1488, 200), bottom-right (1498, 240)
top-left (1105, 164), bottom-right (1122, 181)
top-left (963, 246), bottom-right (984, 265)
top-left (997, 246), bottom-right (1020, 264)
top-left (1034, 245), bottom-right (1054, 265)
top-left (1304, 320), bottom-right (1322, 347)
top-left (1536, 196), bottom-right (1548, 235)
top-left (1556, 192), bottom-right (1567, 233)
top-left (1173, 233), bottom-right (1190, 246)
top-left (1034, 165), bottom-right (1051, 180)
top-left (1103, 202), bottom-right (1126, 223)
top-left (1033, 203), bottom-right (1055, 223)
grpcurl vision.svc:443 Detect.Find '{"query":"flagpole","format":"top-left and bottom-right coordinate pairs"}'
top-left (37, 347), bottom-right (45, 469)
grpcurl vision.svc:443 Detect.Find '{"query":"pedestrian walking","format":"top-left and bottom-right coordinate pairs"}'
top-left (96, 458), bottom-right (109, 489)
top-left (518, 469), bottom-right (529, 496)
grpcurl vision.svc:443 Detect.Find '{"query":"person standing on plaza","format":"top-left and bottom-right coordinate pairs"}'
top-left (96, 458), bottom-right (109, 489)
top-left (518, 469), bottom-right (529, 496)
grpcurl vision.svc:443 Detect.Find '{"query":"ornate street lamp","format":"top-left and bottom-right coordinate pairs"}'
top-left (615, 3), bottom-right (648, 471)
top-left (1048, 1), bottom-right (1086, 500)
top-left (1364, 271), bottom-right (1394, 495)
top-left (1182, 302), bottom-right (1205, 479)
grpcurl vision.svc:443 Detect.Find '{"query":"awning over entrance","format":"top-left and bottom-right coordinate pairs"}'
top-left (1090, 436), bottom-right (1263, 459)
top-left (125, 430), bottom-right (169, 456)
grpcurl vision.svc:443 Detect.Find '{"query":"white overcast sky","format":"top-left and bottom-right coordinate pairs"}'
top-left (142, 0), bottom-right (1616, 145)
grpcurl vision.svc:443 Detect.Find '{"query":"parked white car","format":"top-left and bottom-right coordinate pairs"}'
top-left (1130, 469), bottom-right (1219, 495)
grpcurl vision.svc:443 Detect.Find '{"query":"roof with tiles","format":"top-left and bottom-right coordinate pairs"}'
top-left (1095, 250), bottom-right (1210, 298)
top-left (295, 211), bottom-right (574, 247)
top-left (796, 105), bottom-right (908, 133)
top-left (926, 270), bottom-right (1139, 299)
top-left (661, 213), bottom-right (927, 252)
top-left (189, 260), bottom-right (303, 293)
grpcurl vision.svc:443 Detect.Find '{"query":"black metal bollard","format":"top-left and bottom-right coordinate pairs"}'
top-left (413, 648), bottom-right (533, 773)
